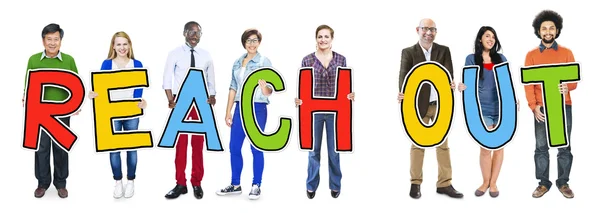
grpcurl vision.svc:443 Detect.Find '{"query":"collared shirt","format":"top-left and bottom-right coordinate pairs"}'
top-left (420, 43), bottom-right (437, 103)
top-left (229, 52), bottom-right (273, 104)
top-left (301, 51), bottom-right (347, 98)
top-left (162, 44), bottom-right (216, 96)
top-left (41, 50), bottom-right (62, 61)
top-left (539, 41), bottom-right (559, 53)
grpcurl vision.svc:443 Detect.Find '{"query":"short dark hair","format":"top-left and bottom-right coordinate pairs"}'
top-left (532, 10), bottom-right (563, 39)
top-left (241, 29), bottom-right (262, 48)
top-left (184, 21), bottom-right (201, 33)
top-left (42, 23), bottom-right (64, 39)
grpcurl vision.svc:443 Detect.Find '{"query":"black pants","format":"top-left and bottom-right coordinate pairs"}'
top-left (35, 117), bottom-right (70, 189)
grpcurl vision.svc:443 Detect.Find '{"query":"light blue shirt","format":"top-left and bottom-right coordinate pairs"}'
top-left (229, 52), bottom-right (273, 104)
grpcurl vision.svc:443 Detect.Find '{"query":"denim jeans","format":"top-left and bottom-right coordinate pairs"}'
top-left (534, 105), bottom-right (572, 189)
top-left (230, 102), bottom-right (267, 186)
top-left (110, 118), bottom-right (139, 180)
top-left (482, 115), bottom-right (499, 127)
top-left (306, 113), bottom-right (342, 191)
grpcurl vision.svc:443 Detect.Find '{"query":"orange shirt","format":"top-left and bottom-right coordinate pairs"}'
top-left (524, 43), bottom-right (577, 111)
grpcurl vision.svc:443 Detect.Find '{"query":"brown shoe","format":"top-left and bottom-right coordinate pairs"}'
top-left (57, 188), bottom-right (68, 198)
top-left (34, 187), bottom-right (46, 198)
top-left (558, 185), bottom-right (574, 198)
top-left (532, 185), bottom-right (548, 198)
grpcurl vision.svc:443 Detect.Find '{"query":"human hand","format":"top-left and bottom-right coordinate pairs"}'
top-left (225, 113), bottom-right (233, 127)
top-left (88, 91), bottom-right (98, 99)
top-left (138, 99), bottom-right (147, 109)
top-left (207, 95), bottom-right (216, 105)
top-left (295, 98), bottom-right (302, 107)
top-left (347, 92), bottom-right (355, 101)
top-left (534, 105), bottom-right (545, 122)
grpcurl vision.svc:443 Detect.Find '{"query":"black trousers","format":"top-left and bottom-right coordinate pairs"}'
top-left (35, 117), bottom-right (70, 189)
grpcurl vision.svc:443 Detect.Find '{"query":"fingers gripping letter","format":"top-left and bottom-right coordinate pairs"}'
top-left (91, 68), bottom-right (153, 152)
top-left (463, 62), bottom-right (517, 150)
top-left (23, 69), bottom-right (85, 152)
top-left (400, 62), bottom-right (453, 148)
top-left (298, 67), bottom-right (353, 153)
top-left (240, 67), bottom-right (292, 152)
top-left (158, 69), bottom-right (224, 151)
top-left (521, 63), bottom-right (580, 148)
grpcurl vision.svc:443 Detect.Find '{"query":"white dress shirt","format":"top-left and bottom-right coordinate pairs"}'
top-left (420, 43), bottom-right (437, 103)
top-left (162, 44), bottom-right (216, 96)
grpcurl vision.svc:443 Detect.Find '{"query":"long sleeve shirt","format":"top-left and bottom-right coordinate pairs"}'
top-left (162, 44), bottom-right (216, 96)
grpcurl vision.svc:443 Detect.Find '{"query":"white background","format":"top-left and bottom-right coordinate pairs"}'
top-left (0, 0), bottom-right (596, 212)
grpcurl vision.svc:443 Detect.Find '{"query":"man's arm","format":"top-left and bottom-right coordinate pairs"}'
top-left (566, 49), bottom-right (578, 91)
top-left (523, 52), bottom-right (538, 111)
top-left (443, 47), bottom-right (454, 79)
top-left (162, 53), bottom-right (175, 102)
top-left (399, 48), bottom-right (413, 92)
top-left (206, 59), bottom-right (216, 96)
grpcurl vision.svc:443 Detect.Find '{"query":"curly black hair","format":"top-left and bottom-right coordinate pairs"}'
top-left (532, 10), bottom-right (563, 39)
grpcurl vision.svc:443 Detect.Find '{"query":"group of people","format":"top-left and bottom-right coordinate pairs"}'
top-left (397, 10), bottom-right (576, 199)
top-left (22, 21), bottom-right (353, 201)
top-left (22, 9), bottom-right (576, 201)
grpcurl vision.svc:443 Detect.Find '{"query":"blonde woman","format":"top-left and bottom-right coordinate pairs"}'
top-left (88, 31), bottom-right (147, 198)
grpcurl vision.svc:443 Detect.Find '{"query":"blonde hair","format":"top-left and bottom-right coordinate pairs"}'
top-left (107, 31), bottom-right (135, 59)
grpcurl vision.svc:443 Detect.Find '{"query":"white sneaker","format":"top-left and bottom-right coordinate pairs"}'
top-left (124, 180), bottom-right (135, 198)
top-left (248, 184), bottom-right (261, 200)
top-left (113, 180), bottom-right (123, 198)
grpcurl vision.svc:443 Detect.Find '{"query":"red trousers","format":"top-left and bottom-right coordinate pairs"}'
top-left (175, 106), bottom-right (204, 186)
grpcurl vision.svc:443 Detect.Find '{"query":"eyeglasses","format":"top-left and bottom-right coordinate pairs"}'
top-left (246, 38), bottom-right (259, 44)
top-left (186, 30), bottom-right (202, 37)
top-left (420, 27), bottom-right (437, 32)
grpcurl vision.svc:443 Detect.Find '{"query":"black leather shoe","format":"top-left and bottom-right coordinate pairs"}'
top-left (307, 190), bottom-right (315, 199)
top-left (410, 184), bottom-right (421, 199)
top-left (165, 185), bottom-right (187, 199)
top-left (437, 185), bottom-right (464, 198)
top-left (193, 186), bottom-right (203, 199)
top-left (331, 190), bottom-right (340, 198)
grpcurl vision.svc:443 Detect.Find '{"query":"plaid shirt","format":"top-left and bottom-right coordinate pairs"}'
top-left (301, 51), bottom-right (347, 97)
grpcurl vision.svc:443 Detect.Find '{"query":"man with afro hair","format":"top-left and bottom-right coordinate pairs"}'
top-left (524, 10), bottom-right (577, 199)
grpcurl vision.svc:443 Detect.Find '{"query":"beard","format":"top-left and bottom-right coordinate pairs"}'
top-left (542, 36), bottom-right (555, 45)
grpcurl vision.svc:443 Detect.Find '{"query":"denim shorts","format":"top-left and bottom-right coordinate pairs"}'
top-left (482, 115), bottom-right (499, 127)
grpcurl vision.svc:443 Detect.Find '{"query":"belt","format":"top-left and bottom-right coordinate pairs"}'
top-left (429, 101), bottom-right (437, 105)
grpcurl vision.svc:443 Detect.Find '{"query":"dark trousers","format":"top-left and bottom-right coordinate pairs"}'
top-left (35, 117), bottom-right (70, 189)
top-left (534, 106), bottom-right (573, 189)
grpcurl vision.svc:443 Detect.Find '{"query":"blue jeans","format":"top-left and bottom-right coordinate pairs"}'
top-left (307, 114), bottom-right (342, 191)
top-left (110, 118), bottom-right (139, 180)
top-left (482, 115), bottom-right (499, 127)
top-left (534, 106), bottom-right (572, 189)
top-left (230, 102), bottom-right (267, 186)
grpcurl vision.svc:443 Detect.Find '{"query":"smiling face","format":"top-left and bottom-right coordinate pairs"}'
top-left (316, 28), bottom-right (332, 50)
top-left (244, 34), bottom-right (260, 54)
top-left (185, 25), bottom-right (202, 47)
top-left (539, 20), bottom-right (557, 45)
top-left (417, 19), bottom-right (437, 45)
top-left (480, 30), bottom-right (496, 51)
top-left (43, 31), bottom-right (61, 56)
top-left (113, 36), bottom-right (130, 58)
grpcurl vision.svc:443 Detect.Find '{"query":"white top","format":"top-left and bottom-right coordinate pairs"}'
top-left (162, 44), bottom-right (216, 96)
top-left (109, 59), bottom-right (136, 101)
top-left (238, 66), bottom-right (246, 85)
top-left (420, 44), bottom-right (437, 103)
